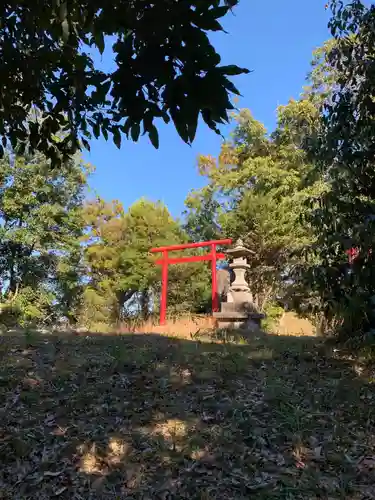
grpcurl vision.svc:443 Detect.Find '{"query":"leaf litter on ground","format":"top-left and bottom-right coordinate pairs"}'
top-left (0, 330), bottom-right (374, 499)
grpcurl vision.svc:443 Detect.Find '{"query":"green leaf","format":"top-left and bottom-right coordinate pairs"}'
top-left (193, 11), bottom-right (224, 31)
top-left (131, 123), bottom-right (141, 142)
top-left (222, 77), bottom-right (240, 95)
top-left (93, 122), bottom-right (100, 140)
top-left (148, 125), bottom-right (159, 149)
top-left (113, 127), bottom-right (121, 149)
top-left (170, 108), bottom-right (189, 144)
top-left (190, 103), bottom-right (201, 140)
top-left (94, 30), bottom-right (105, 55)
top-left (219, 65), bottom-right (250, 76)
top-left (82, 138), bottom-right (91, 151)
top-left (197, 18), bottom-right (223, 31)
top-left (210, 6), bottom-right (231, 18)
top-left (121, 118), bottom-right (132, 137)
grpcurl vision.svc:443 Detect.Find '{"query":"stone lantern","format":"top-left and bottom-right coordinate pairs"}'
top-left (226, 238), bottom-right (253, 305)
top-left (214, 239), bottom-right (264, 330)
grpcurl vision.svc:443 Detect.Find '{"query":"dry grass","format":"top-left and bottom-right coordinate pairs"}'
top-left (119, 314), bottom-right (216, 339)
top-left (0, 329), bottom-right (374, 499)
top-left (275, 312), bottom-right (316, 337)
top-left (119, 312), bottom-right (316, 340)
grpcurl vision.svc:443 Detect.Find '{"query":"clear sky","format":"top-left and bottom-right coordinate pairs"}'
top-left (85, 1), bottom-right (331, 217)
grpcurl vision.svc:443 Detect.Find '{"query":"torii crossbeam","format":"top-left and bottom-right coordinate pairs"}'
top-left (150, 239), bottom-right (232, 325)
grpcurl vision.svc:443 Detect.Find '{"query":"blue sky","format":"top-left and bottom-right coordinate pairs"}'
top-left (85, 1), bottom-right (331, 217)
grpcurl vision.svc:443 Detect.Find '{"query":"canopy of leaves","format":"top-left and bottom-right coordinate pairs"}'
top-left (0, 0), bottom-right (249, 165)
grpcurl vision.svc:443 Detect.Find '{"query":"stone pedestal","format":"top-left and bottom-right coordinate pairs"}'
top-left (213, 239), bottom-right (264, 331)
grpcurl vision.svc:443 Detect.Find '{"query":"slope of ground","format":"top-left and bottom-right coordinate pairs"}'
top-left (0, 331), bottom-right (374, 499)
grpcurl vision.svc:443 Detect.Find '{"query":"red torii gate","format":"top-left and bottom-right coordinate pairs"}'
top-left (150, 239), bottom-right (232, 325)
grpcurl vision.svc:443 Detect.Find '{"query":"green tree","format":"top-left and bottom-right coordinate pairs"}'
top-left (81, 197), bottom-right (210, 329)
top-left (0, 151), bottom-right (88, 326)
top-left (185, 101), bottom-right (324, 310)
top-left (184, 185), bottom-right (223, 242)
top-left (55, 244), bottom-right (86, 326)
top-left (302, 38), bottom-right (339, 107)
top-left (304, 1), bottom-right (375, 339)
top-left (0, 1), bottom-right (248, 165)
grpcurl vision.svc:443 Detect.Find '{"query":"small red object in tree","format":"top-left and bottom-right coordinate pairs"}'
top-left (346, 247), bottom-right (359, 264)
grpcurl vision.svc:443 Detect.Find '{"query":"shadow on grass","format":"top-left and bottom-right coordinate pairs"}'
top-left (0, 330), bottom-right (374, 499)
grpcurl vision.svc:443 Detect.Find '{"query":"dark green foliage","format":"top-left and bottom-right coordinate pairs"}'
top-left (0, 1), bottom-right (248, 165)
top-left (304, 1), bottom-right (375, 339)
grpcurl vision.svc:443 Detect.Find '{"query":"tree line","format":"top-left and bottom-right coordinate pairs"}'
top-left (0, 1), bottom-right (374, 344)
top-left (0, 37), bottom-right (348, 332)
